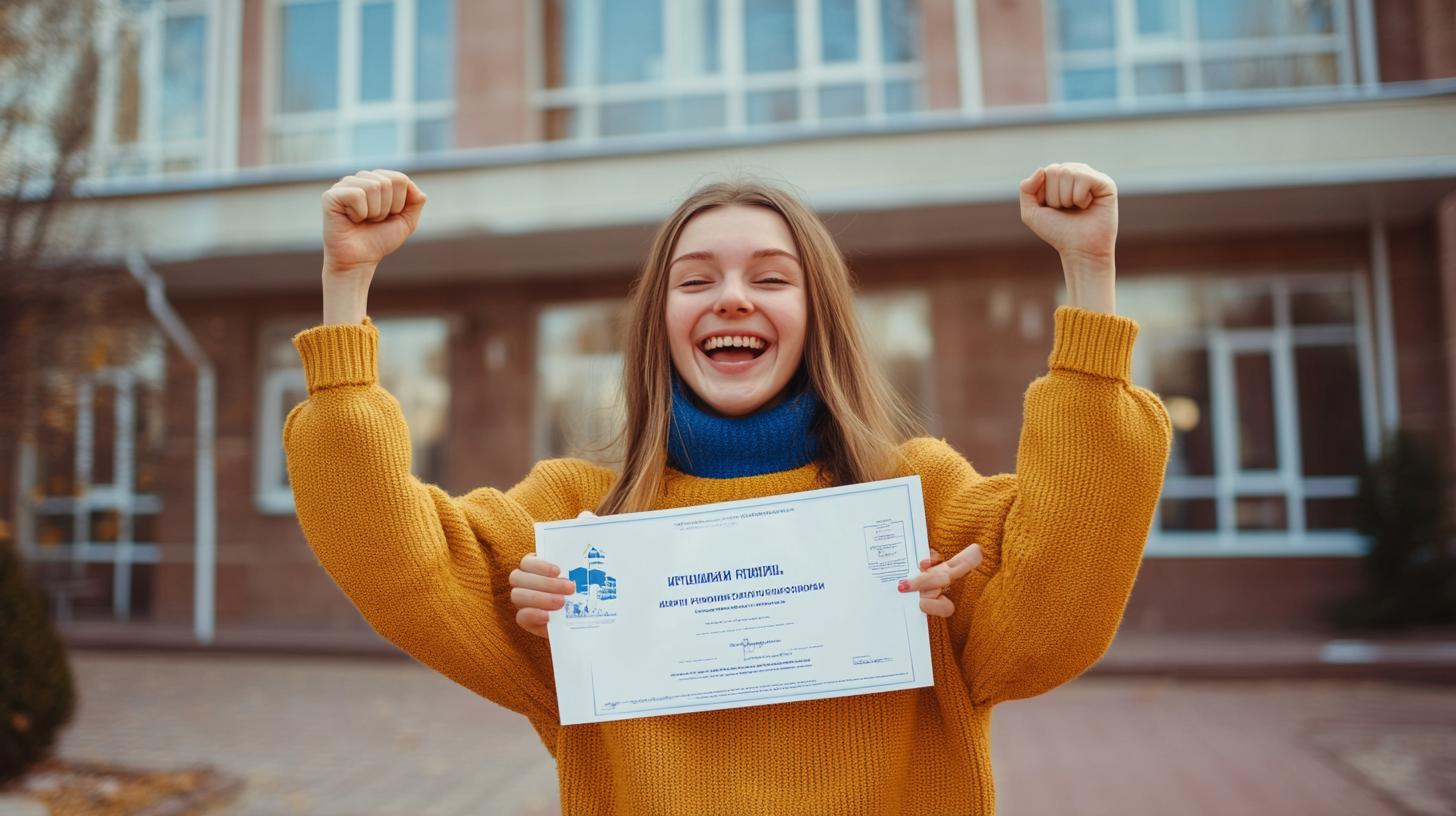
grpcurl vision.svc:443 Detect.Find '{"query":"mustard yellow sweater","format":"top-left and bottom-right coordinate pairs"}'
top-left (284, 305), bottom-right (1171, 816)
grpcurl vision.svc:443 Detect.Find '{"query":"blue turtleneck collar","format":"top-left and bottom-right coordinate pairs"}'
top-left (667, 372), bottom-right (823, 478)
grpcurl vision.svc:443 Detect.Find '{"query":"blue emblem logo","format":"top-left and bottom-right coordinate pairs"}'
top-left (565, 546), bottom-right (618, 619)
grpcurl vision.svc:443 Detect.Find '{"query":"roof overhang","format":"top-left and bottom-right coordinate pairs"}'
top-left (44, 83), bottom-right (1456, 293)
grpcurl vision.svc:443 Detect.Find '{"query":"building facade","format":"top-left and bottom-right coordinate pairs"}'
top-left (6, 0), bottom-right (1456, 647)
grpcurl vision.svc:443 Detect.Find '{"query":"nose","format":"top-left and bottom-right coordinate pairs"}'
top-left (714, 277), bottom-right (753, 317)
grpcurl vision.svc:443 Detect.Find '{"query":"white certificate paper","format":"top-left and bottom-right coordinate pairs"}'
top-left (536, 475), bottom-right (934, 725)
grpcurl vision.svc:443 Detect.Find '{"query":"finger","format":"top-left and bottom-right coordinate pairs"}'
top-left (1058, 171), bottom-right (1075, 211)
top-left (901, 563), bottom-right (954, 594)
top-left (919, 549), bottom-right (944, 571)
top-left (518, 555), bottom-right (562, 577)
top-left (398, 178), bottom-right (427, 233)
top-left (358, 170), bottom-right (395, 219)
top-left (516, 607), bottom-right (549, 638)
top-left (339, 176), bottom-right (383, 221)
top-left (375, 169), bottom-right (409, 215)
top-left (1044, 165), bottom-right (1062, 208)
top-left (510, 587), bottom-right (568, 611)
top-left (943, 544), bottom-right (983, 581)
top-left (1073, 174), bottom-right (1093, 209)
top-left (920, 595), bottom-right (955, 618)
top-left (325, 185), bottom-right (369, 223)
top-left (918, 585), bottom-right (943, 601)
top-left (1018, 167), bottom-right (1046, 215)
top-left (508, 569), bottom-right (576, 595)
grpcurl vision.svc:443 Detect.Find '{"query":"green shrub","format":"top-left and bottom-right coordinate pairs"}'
top-left (1331, 430), bottom-right (1456, 630)
top-left (0, 539), bottom-right (76, 784)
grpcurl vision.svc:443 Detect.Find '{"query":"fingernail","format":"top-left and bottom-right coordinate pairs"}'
top-left (897, 579), bottom-right (911, 593)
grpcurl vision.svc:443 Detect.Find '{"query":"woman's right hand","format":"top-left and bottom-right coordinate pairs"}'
top-left (509, 554), bottom-right (577, 639)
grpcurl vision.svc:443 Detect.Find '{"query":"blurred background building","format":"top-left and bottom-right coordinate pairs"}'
top-left (2, 0), bottom-right (1454, 648)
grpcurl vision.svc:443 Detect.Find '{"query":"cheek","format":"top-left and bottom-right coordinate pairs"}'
top-left (768, 294), bottom-right (808, 355)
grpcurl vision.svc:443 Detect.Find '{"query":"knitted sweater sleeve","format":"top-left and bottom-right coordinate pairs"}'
top-left (922, 306), bottom-right (1172, 707)
top-left (281, 318), bottom-right (603, 734)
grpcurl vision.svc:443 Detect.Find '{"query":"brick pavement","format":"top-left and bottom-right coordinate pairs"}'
top-left (44, 651), bottom-right (1456, 815)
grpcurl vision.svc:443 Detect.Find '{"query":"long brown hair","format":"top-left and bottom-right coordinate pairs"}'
top-left (596, 180), bottom-right (921, 515)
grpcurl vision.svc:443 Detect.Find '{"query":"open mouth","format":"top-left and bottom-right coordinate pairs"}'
top-left (699, 334), bottom-right (770, 365)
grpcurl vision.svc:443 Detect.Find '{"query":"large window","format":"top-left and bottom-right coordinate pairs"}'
top-left (91, 0), bottom-right (217, 178)
top-left (538, 0), bottom-right (925, 142)
top-left (535, 290), bottom-right (935, 461)
top-left (268, 0), bottom-right (454, 165)
top-left (1048, 0), bottom-right (1354, 105)
top-left (257, 317), bottom-right (453, 513)
top-left (1120, 274), bottom-right (1376, 555)
top-left (18, 324), bottom-right (168, 622)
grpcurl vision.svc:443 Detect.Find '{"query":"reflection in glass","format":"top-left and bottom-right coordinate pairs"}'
top-left (1062, 67), bottom-right (1117, 101)
top-left (360, 2), bottom-right (395, 103)
top-left (1296, 345), bottom-right (1364, 476)
top-left (262, 318), bottom-right (450, 485)
top-left (1219, 285), bottom-right (1273, 327)
top-left (416, 0), bottom-right (452, 101)
top-left (821, 0), bottom-right (858, 63)
top-left (685, 0), bottom-right (721, 75)
top-left (1235, 496), bottom-right (1286, 530)
top-left (1161, 498), bottom-right (1217, 531)
top-left (747, 89), bottom-right (799, 124)
top-left (885, 79), bottom-right (919, 114)
top-left (1118, 279), bottom-right (1204, 332)
top-left (162, 15), bottom-right (206, 140)
top-left (1150, 349), bottom-right (1215, 477)
top-left (880, 0), bottom-right (918, 63)
top-left (1290, 288), bottom-right (1355, 325)
top-left (855, 291), bottom-right (934, 426)
top-left (819, 84), bottom-right (867, 119)
top-left (601, 100), bottom-right (667, 136)
top-left (538, 302), bottom-right (626, 462)
top-left (415, 117), bottom-right (451, 153)
top-left (1203, 54), bottom-right (1338, 91)
top-left (1134, 63), bottom-right (1184, 96)
top-left (1234, 353), bottom-right (1278, 471)
top-left (1136, 0), bottom-right (1181, 36)
top-left (600, 0), bottom-right (662, 83)
top-left (673, 95), bottom-right (727, 131)
top-left (1057, 0), bottom-right (1114, 51)
top-left (281, 1), bottom-right (340, 112)
top-left (352, 121), bottom-right (398, 159)
top-left (1196, 0), bottom-right (1276, 39)
top-left (1306, 497), bottom-right (1357, 530)
top-left (745, 0), bottom-right (797, 73)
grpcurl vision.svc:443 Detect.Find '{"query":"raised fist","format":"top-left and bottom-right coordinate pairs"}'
top-left (321, 169), bottom-right (426, 274)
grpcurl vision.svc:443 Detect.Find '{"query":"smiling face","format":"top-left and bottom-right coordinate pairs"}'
top-left (664, 204), bottom-right (809, 417)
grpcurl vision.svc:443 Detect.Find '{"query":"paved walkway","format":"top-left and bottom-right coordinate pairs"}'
top-left (44, 651), bottom-right (1456, 815)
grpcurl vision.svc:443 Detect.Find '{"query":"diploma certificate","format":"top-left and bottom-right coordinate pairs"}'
top-left (537, 476), bottom-right (933, 725)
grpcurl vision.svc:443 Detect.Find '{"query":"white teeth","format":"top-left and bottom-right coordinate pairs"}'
top-left (700, 335), bottom-right (766, 352)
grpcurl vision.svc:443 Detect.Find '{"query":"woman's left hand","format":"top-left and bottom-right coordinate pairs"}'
top-left (1018, 162), bottom-right (1118, 262)
top-left (1020, 162), bottom-right (1119, 313)
top-left (899, 545), bottom-right (983, 617)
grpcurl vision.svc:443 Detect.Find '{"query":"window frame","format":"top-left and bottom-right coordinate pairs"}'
top-left (1125, 270), bottom-right (1379, 557)
top-left (262, 0), bottom-right (456, 167)
top-left (89, 0), bottom-right (224, 180)
top-left (1044, 0), bottom-right (1357, 107)
top-left (530, 0), bottom-right (927, 143)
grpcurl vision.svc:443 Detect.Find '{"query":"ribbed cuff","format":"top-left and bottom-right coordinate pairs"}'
top-left (292, 317), bottom-right (379, 394)
top-left (1047, 306), bottom-right (1139, 382)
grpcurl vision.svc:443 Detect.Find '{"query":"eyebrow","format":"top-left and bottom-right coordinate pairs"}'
top-left (668, 248), bottom-right (802, 268)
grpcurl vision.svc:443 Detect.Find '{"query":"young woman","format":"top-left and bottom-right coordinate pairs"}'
top-left (286, 164), bottom-right (1170, 815)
